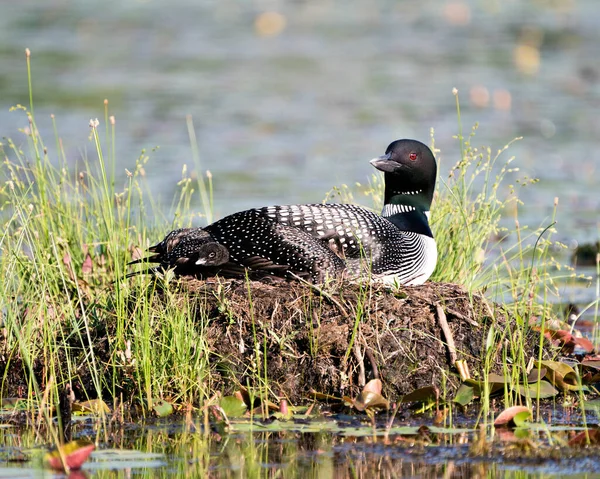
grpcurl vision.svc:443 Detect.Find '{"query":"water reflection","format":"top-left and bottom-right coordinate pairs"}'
top-left (2, 420), bottom-right (600, 478)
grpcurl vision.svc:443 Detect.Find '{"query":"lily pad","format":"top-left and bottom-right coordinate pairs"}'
top-left (400, 386), bottom-right (439, 404)
top-left (453, 383), bottom-right (475, 406)
top-left (45, 440), bottom-right (95, 472)
top-left (353, 391), bottom-right (389, 413)
top-left (494, 406), bottom-right (532, 427)
top-left (153, 400), bottom-right (174, 417)
top-left (539, 360), bottom-right (580, 391)
top-left (73, 399), bottom-right (111, 415)
top-left (514, 381), bottom-right (558, 399)
top-left (220, 396), bottom-right (247, 418)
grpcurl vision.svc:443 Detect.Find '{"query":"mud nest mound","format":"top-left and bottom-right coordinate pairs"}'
top-left (179, 279), bottom-right (542, 403)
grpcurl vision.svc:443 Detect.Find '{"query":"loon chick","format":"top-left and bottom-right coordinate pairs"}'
top-left (128, 225), bottom-right (345, 283)
top-left (202, 138), bottom-right (437, 285)
top-left (127, 228), bottom-right (230, 277)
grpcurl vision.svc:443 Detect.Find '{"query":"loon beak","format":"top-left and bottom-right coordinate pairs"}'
top-left (195, 258), bottom-right (207, 265)
top-left (370, 153), bottom-right (398, 173)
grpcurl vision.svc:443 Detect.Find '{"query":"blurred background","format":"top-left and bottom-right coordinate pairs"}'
top-left (0, 0), bottom-right (598, 244)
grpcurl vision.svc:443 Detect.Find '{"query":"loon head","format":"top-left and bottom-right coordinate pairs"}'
top-left (370, 139), bottom-right (437, 215)
top-left (147, 227), bottom-right (230, 268)
top-left (194, 242), bottom-right (230, 266)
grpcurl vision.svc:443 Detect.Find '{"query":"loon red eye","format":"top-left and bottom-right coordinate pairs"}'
top-left (409, 152), bottom-right (417, 161)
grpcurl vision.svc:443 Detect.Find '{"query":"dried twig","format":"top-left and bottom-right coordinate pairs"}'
top-left (353, 343), bottom-right (366, 387)
top-left (446, 307), bottom-right (480, 327)
top-left (435, 303), bottom-right (457, 366)
top-left (364, 347), bottom-right (379, 379)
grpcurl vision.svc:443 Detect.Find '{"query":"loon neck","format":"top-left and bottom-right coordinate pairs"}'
top-left (381, 190), bottom-right (432, 216)
top-left (383, 187), bottom-right (433, 211)
top-left (384, 209), bottom-right (433, 238)
top-left (381, 191), bottom-right (433, 238)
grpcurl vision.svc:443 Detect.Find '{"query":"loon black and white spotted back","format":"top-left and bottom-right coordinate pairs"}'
top-left (129, 139), bottom-right (437, 285)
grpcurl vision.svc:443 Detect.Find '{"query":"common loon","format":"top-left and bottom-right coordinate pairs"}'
top-left (127, 228), bottom-right (230, 278)
top-left (130, 139), bottom-right (437, 285)
top-left (128, 224), bottom-right (346, 283)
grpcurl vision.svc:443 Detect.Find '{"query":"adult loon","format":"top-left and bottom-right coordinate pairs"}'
top-left (130, 139), bottom-right (437, 285)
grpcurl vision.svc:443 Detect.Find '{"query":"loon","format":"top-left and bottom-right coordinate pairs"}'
top-left (129, 225), bottom-right (346, 283)
top-left (130, 139), bottom-right (437, 285)
top-left (127, 228), bottom-right (230, 278)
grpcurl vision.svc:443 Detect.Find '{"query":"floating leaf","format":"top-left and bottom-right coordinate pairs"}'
top-left (487, 373), bottom-right (509, 384)
top-left (91, 448), bottom-right (163, 460)
top-left (400, 386), bottom-right (439, 404)
top-left (514, 381), bottom-right (558, 399)
top-left (513, 410), bottom-right (533, 427)
top-left (573, 336), bottom-right (595, 354)
top-left (353, 391), bottom-right (389, 413)
top-left (453, 384), bottom-right (475, 406)
top-left (233, 388), bottom-right (277, 412)
top-left (581, 359), bottom-right (600, 371)
top-left (545, 329), bottom-right (578, 354)
top-left (72, 399), bottom-right (110, 415)
top-left (220, 396), bottom-right (247, 418)
top-left (526, 368), bottom-right (547, 383)
top-left (568, 428), bottom-right (600, 447)
top-left (539, 360), bottom-right (580, 391)
top-left (45, 440), bottom-right (95, 472)
top-left (362, 379), bottom-right (382, 395)
top-left (494, 406), bottom-right (532, 427)
top-left (153, 400), bottom-right (174, 417)
top-left (458, 377), bottom-right (504, 402)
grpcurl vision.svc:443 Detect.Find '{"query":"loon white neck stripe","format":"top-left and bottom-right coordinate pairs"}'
top-left (397, 189), bottom-right (423, 196)
top-left (381, 204), bottom-right (415, 216)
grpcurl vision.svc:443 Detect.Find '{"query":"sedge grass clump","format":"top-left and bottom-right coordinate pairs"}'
top-left (0, 109), bottom-right (215, 410)
top-left (0, 50), bottom-right (222, 418)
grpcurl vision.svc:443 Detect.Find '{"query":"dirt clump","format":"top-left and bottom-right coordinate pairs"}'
top-left (182, 278), bottom-right (541, 403)
top-left (0, 278), bottom-right (544, 405)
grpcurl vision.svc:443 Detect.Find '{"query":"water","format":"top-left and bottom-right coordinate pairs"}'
top-left (2, 416), bottom-right (600, 478)
top-left (1, 1), bottom-right (598, 222)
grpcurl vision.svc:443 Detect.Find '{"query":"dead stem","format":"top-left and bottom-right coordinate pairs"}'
top-left (436, 303), bottom-right (457, 366)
